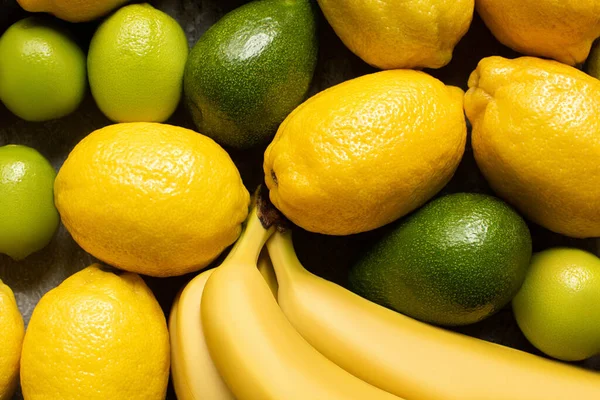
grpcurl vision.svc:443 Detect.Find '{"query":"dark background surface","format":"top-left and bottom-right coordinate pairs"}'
top-left (0, 0), bottom-right (598, 398)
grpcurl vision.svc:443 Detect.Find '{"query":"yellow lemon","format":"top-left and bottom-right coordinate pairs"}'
top-left (20, 265), bottom-right (169, 400)
top-left (264, 70), bottom-right (466, 235)
top-left (464, 56), bottom-right (600, 238)
top-left (0, 280), bottom-right (24, 400)
top-left (17, 0), bottom-right (129, 22)
top-left (55, 123), bottom-right (250, 277)
top-left (476, 0), bottom-right (600, 66)
top-left (317, 0), bottom-right (474, 69)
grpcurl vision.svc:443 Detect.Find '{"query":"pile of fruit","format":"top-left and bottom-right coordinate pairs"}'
top-left (0, 0), bottom-right (599, 399)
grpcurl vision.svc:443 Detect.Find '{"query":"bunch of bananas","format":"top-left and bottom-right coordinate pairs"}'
top-left (169, 190), bottom-right (600, 400)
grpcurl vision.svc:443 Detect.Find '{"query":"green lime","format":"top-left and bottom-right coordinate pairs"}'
top-left (350, 193), bottom-right (532, 326)
top-left (513, 248), bottom-right (600, 361)
top-left (88, 3), bottom-right (189, 123)
top-left (0, 145), bottom-right (59, 260)
top-left (0, 17), bottom-right (86, 122)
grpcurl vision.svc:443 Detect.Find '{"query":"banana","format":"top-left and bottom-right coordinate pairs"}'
top-left (266, 230), bottom-right (600, 400)
top-left (170, 268), bottom-right (235, 400)
top-left (258, 248), bottom-right (278, 299)
top-left (201, 197), bottom-right (401, 400)
top-left (169, 244), bottom-right (279, 400)
top-left (169, 291), bottom-right (187, 398)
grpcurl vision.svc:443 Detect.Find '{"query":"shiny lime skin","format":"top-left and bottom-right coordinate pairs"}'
top-left (87, 4), bottom-right (189, 123)
top-left (0, 145), bottom-right (59, 260)
top-left (350, 193), bottom-right (532, 326)
top-left (183, 0), bottom-right (318, 149)
top-left (0, 17), bottom-right (86, 122)
top-left (513, 248), bottom-right (600, 361)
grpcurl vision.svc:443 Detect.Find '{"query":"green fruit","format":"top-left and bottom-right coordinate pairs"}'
top-left (0, 16), bottom-right (86, 122)
top-left (349, 193), bottom-right (532, 326)
top-left (183, 0), bottom-right (318, 149)
top-left (0, 145), bottom-right (59, 260)
top-left (586, 40), bottom-right (600, 79)
top-left (513, 248), bottom-right (600, 361)
top-left (88, 3), bottom-right (189, 123)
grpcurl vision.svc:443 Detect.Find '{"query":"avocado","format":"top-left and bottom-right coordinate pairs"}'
top-left (349, 193), bottom-right (532, 326)
top-left (183, 0), bottom-right (318, 149)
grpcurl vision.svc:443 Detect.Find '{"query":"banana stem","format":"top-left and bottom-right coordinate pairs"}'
top-left (226, 185), bottom-right (282, 264)
top-left (267, 231), bottom-right (310, 291)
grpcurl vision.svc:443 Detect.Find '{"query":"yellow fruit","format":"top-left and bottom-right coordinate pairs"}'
top-left (465, 56), bottom-right (600, 238)
top-left (88, 4), bottom-right (189, 123)
top-left (55, 122), bottom-right (250, 277)
top-left (0, 280), bottom-right (24, 400)
top-left (201, 201), bottom-right (400, 400)
top-left (170, 269), bottom-right (235, 400)
top-left (317, 0), bottom-right (474, 69)
top-left (169, 252), bottom-right (277, 400)
top-left (264, 70), bottom-right (466, 235)
top-left (476, 0), bottom-right (600, 66)
top-left (20, 265), bottom-right (170, 400)
top-left (266, 232), bottom-right (600, 400)
top-left (17, 0), bottom-right (129, 22)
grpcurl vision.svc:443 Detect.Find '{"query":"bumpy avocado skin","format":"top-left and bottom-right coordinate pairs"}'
top-left (350, 193), bottom-right (533, 326)
top-left (184, 0), bottom-right (319, 149)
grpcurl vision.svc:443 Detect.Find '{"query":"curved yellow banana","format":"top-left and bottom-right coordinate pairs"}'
top-left (202, 204), bottom-right (401, 400)
top-left (258, 249), bottom-right (278, 299)
top-left (170, 269), bottom-right (235, 400)
top-left (169, 291), bottom-right (194, 400)
top-left (266, 230), bottom-right (600, 400)
top-left (169, 246), bottom-right (279, 400)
